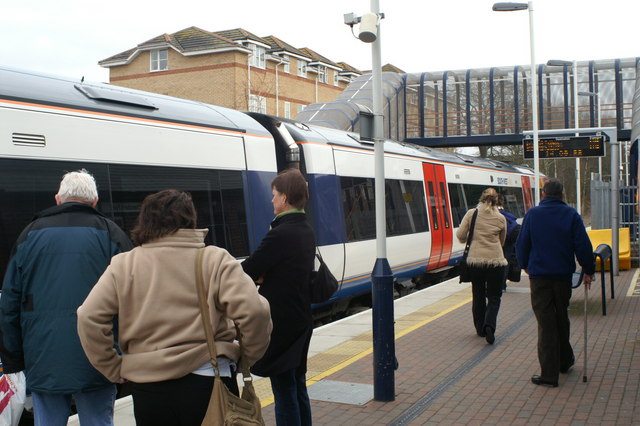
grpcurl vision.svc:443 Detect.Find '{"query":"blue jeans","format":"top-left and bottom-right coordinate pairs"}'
top-left (32, 384), bottom-right (116, 426)
top-left (270, 367), bottom-right (312, 426)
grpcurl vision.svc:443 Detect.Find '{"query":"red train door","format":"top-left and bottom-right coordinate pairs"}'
top-left (423, 162), bottom-right (454, 270)
top-left (522, 175), bottom-right (534, 211)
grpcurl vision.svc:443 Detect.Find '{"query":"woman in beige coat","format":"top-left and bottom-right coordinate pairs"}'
top-left (77, 189), bottom-right (272, 426)
top-left (456, 188), bottom-right (507, 344)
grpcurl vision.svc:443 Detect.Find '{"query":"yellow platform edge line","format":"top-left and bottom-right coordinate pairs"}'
top-left (259, 294), bottom-right (472, 408)
top-left (626, 268), bottom-right (640, 297)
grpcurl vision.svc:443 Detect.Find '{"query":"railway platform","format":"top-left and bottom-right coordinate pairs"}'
top-left (70, 267), bottom-right (640, 425)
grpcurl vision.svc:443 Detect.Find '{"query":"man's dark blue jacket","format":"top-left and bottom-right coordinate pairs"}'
top-left (516, 197), bottom-right (595, 281)
top-left (0, 202), bottom-right (132, 394)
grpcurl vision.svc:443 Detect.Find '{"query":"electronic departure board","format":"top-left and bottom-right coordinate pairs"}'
top-left (523, 135), bottom-right (606, 159)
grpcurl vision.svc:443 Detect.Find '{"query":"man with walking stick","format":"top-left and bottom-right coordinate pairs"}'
top-left (516, 179), bottom-right (595, 387)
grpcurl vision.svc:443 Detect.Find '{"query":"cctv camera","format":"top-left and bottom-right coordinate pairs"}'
top-left (358, 12), bottom-right (378, 43)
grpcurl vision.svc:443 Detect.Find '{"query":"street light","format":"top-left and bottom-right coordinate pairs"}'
top-left (547, 59), bottom-right (581, 215)
top-left (493, 1), bottom-right (540, 205)
top-left (345, 1), bottom-right (395, 402)
top-left (579, 90), bottom-right (603, 176)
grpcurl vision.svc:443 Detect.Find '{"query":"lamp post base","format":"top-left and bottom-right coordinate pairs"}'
top-left (372, 257), bottom-right (395, 401)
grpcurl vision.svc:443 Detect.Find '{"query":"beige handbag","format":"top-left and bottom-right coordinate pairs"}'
top-left (195, 248), bottom-right (265, 426)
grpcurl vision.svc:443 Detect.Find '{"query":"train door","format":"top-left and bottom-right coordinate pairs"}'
top-left (522, 175), bottom-right (534, 211)
top-left (422, 162), bottom-right (454, 270)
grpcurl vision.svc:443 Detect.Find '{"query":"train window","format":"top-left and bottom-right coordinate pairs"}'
top-left (427, 182), bottom-right (439, 231)
top-left (341, 177), bottom-right (428, 242)
top-left (107, 165), bottom-right (249, 257)
top-left (497, 187), bottom-right (525, 218)
top-left (341, 177), bottom-right (376, 241)
top-left (463, 185), bottom-right (485, 209)
top-left (0, 159), bottom-right (250, 281)
top-left (439, 182), bottom-right (450, 229)
top-left (386, 180), bottom-right (429, 236)
top-left (0, 159), bottom-right (110, 282)
top-left (447, 183), bottom-right (466, 227)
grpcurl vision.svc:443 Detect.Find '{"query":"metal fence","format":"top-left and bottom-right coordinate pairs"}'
top-left (590, 178), bottom-right (639, 264)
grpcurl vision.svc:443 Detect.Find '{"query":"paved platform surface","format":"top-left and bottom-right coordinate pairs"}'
top-left (71, 267), bottom-right (640, 425)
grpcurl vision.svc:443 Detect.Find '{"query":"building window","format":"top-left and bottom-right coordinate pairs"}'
top-left (334, 71), bottom-right (340, 86)
top-left (283, 55), bottom-right (290, 74)
top-left (317, 66), bottom-right (327, 84)
top-left (249, 94), bottom-right (267, 114)
top-left (150, 49), bottom-right (168, 72)
top-left (249, 44), bottom-right (266, 69)
top-left (297, 104), bottom-right (305, 114)
top-left (284, 102), bottom-right (291, 119)
top-left (297, 60), bottom-right (307, 78)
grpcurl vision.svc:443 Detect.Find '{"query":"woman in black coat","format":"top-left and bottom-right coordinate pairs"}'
top-left (242, 168), bottom-right (316, 426)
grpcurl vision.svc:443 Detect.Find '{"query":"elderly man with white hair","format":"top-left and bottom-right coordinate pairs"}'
top-left (1, 169), bottom-right (132, 425)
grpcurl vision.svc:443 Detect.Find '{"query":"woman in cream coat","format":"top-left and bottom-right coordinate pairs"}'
top-left (456, 188), bottom-right (507, 345)
top-left (77, 190), bottom-right (272, 426)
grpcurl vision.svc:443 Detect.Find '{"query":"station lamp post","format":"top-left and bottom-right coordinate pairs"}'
top-left (345, 0), bottom-right (395, 402)
top-left (493, 1), bottom-right (540, 205)
top-left (579, 90), bottom-right (603, 176)
top-left (547, 59), bottom-right (582, 215)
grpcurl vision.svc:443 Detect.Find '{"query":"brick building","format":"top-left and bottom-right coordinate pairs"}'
top-left (99, 26), bottom-right (363, 118)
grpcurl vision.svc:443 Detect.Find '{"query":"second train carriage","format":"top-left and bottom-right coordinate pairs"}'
top-left (0, 66), bottom-right (536, 318)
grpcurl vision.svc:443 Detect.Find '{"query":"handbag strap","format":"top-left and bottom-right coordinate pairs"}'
top-left (195, 248), bottom-right (253, 383)
top-left (462, 209), bottom-right (479, 258)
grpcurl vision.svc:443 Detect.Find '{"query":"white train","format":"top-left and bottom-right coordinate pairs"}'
top-left (0, 66), bottom-right (536, 319)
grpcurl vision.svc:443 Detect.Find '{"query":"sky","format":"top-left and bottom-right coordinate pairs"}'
top-left (2, 0), bottom-right (638, 83)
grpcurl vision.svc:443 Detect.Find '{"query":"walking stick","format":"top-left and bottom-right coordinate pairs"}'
top-left (583, 276), bottom-right (588, 383)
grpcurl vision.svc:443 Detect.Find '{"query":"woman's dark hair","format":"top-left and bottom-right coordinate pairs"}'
top-left (271, 168), bottom-right (309, 209)
top-left (131, 189), bottom-right (197, 245)
top-left (479, 187), bottom-right (499, 206)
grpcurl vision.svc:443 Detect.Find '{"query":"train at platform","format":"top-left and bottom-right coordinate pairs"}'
top-left (0, 66), bottom-right (536, 319)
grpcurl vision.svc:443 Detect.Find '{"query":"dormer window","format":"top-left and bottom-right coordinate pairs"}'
top-left (249, 44), bottom-right (266, 69)
top-left (297, 60), bottom-right (307, 78)
top-left (150, 49), bottom-right (168, 72)
top-left (317, 66), bottom-right (327, 84)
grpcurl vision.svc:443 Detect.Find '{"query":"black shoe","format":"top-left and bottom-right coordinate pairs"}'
top-left (531, 375), bottom-right (558, 387)
top-left (560, 357), bottom-right (575, 374)
top-left (484, 326), bottom-right (495, 344)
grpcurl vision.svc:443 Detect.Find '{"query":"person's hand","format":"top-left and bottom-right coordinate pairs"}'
top-left (582, 274), bottom-right (594, 289)
top-left (255, 276), bottom-right (264, 285)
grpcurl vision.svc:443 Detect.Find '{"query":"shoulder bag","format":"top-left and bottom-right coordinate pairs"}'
top-left (310, 249), bottom-right (339, 304)
top-left (195, 248), bottom-right (265, 426)
top-left (459, 209), bottom-right (478, 283)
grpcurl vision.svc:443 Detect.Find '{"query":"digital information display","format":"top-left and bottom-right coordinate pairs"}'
top-left (523, 135), bottom-right (606, 159)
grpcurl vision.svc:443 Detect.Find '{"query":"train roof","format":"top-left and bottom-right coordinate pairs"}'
top-left (0, 65), bottom-right (271, 137)
top-left (281, 118), bottom-right (531, 175)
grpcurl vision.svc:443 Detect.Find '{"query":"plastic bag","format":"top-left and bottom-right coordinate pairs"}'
top-left (0, 372), bottom-right (26, 426)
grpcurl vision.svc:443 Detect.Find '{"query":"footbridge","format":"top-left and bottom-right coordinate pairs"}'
top-left (297, 57), bottom-right (639, 149)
